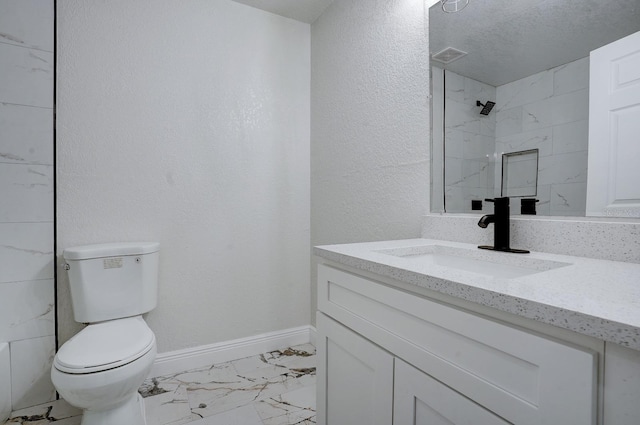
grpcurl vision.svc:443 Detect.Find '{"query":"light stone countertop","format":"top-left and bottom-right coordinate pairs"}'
top-left (314, 238), bottom-right (640, 351)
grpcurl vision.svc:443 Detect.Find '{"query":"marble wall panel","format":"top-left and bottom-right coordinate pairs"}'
top-left (495, 106), bottom-right (523, 138)
top-left (534, 185), bottom-right (552, 216)
top-left (553, 57), bottom-right (589, 96)
top-left (0, 43), bottom-right (53, 108)
top-left (497, 69), bottom-right (553, 111)
top-left (550, 182), bottom-right (588, 216)
top-left (464, 76), bottom-right (495, 105)
top-left (0, 343), bottom-right (10, 422)
top-left (444, 128), bottom-right (464, 159)
top-left (522, 97), bottom-right (553, 132)
top-left (444, 98), bottom-right (476, 130)
top-left (441, 70), bottom-right (496, 213)
top-left (494, 57), bottom-right (590, 216)
top-left (444, 186), bottom-right (464, 212)
top-left (445, 71), bottom-right (464, 103)
top-left (0, 103), bottom-right (53, 165)
top-left (0, 164), bottom-right (53, 222)
top-left (0, 0), bottom-right (54, 51)
top-left (496, 127), bottom-right (552, 157)
top-left (0, 223), bottom-right (54, 283)
top-left (552, 120), bottom-right (588, 155)
top-left (538, 151), bottom-right (588, 186)
top-left (551, 88), bottom-right (589, 126)
top-left (461, 159), bottom-right (490, 188)
top-left (0, 279), bottom-right (54, 342)
top-left (444, 157), bottom-right (463, 187)
top-left (462, 133), bottom-right (493, 160)
top-left (10, 335), bottom-right (56, 410)
top-left (1, 0), bottom-right (55, 412)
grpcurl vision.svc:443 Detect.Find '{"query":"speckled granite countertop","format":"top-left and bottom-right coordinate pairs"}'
top-left (314, 238), bottom-right (640, 351)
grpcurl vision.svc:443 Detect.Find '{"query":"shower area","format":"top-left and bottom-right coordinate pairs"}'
top-left (431, 59), bottom-right (590, 217)
top-left (432, 66), bottom-right (498, 215)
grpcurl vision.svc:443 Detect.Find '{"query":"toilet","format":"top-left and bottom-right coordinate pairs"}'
top-left (51, 242), bottom-right (160, 425)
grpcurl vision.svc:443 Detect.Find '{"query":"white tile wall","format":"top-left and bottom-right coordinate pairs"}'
top-left (0, 43), bottom-right (53, 108)
top-left (0, 164), bottom-right (54, 222)
top-left (0, 279), bottom-right (55, 342)
top-left (0, 343), bottom-right (10, 422)
top-left (0, 0), bottom-right (55, 412)
top-left (10, 335), bottom-right (56, 410)
top-left (439, 69), bottom-right (497, 214)
top-left (0, 103), bottom-right (53, 165)
top-left (0, 223), bottom-right (54, 283)
top-left (436, 58), bottom-right (590, 216)
top-left (496, 57), bottom-right (589, 216)
top-left (0, 0), bottom-right (54, 51)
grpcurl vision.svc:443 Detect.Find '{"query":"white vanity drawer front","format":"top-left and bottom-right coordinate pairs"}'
top-left (318, 264), bottom-right (597, 425)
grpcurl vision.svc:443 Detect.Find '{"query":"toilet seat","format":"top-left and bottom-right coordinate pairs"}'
top-left (54, 316), bottom-right (155, 374)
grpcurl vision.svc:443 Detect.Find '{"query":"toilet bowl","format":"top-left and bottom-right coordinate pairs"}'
top-left (51, 242), bottom-right (160, 425)
top-left (51, 316), bottom-right (156, 425)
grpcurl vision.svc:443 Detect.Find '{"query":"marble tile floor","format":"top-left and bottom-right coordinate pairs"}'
top-left (5, 343), bottom-right (316, 425)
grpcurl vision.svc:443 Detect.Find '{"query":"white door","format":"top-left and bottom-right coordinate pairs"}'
top-left (315, 313), bottom-right (393, 425)
top-left (394, 359), bottom-right (512, 425)
top-left (587, 30), bottom-right (640, 217)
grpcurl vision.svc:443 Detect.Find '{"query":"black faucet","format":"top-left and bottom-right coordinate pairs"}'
top-left (478, 197), bottom-right (529, 254)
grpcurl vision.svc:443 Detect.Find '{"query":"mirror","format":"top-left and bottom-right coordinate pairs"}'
top-left (429, 0), bottom-right (640, 216)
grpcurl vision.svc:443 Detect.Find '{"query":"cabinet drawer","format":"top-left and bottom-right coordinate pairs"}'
top-left (318, 264), bottom-right (597, 425)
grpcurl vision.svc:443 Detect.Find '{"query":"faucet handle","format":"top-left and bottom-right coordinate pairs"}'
top-left (485, 197), bottom-right (510, 205)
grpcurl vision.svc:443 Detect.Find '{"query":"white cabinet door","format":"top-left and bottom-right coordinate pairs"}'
top-left (316, 312), bottom-right (393, 425)
top-left (587, 30), bottom-right (640, 217)
top-left (318, 264), bottom-right (598, 425)
top-left (394, 359), bottom-right (512, 425)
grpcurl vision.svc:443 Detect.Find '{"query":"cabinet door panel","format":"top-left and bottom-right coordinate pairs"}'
top-left (394, 359), bottom-right (511, 425)
top-left (316, 313), bottom-right (393, 425)
top-left (318, 265), bottom-right (597, 424)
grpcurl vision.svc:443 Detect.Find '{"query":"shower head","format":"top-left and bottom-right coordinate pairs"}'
top-left (476, 100), bottom-right (496, 116)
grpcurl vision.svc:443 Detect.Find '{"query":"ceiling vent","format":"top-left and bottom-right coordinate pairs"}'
top-left (432, 47), bottom-right (468, 64)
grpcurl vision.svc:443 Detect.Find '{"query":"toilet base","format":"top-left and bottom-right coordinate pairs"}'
top-left (81, 392), bottom-right (146, 425)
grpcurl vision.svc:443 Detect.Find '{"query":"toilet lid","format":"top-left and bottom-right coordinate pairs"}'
top-left (54, 316), bottom-right (155, 374)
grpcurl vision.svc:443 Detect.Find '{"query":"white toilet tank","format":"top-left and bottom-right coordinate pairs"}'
top-left (64, 242), bottom-right (159, 323)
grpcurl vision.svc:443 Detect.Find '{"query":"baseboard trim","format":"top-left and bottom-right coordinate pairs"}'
top-left (150, 325), bottom-right (316, 378)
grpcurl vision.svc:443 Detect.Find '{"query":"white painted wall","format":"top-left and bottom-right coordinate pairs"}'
top-left (310, 0), bottom-right (430, 324)
top-left (0, 0), bottom-right (56, 411)
top-left (57, 0), bottom-right (310, 352)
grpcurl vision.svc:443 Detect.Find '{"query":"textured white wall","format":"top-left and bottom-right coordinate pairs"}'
top-left (310, 0), bottom-right (430, 324)
top-left (57, 0), bottom-right (310, 352)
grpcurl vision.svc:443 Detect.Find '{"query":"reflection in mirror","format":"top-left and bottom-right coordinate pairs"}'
top-left (429, 0), bottom-right (640, 217)
top-left (501, 149), bottom-right (539, 199)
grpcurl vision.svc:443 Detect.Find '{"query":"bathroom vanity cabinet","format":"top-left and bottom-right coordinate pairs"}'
top-left (317, 264), bottom-right (600, 425)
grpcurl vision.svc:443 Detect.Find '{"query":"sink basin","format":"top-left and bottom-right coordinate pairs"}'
top-left (374, 245), bottom-right (571, 279)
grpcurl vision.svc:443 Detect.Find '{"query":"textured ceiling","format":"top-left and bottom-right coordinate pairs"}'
top-left (231, 0), bottom-right (335, 23)
top-left (430, 0), bottom-right (640, 86)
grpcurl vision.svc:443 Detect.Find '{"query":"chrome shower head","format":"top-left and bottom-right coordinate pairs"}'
top-left (476, 100), bottom-right (496, 115)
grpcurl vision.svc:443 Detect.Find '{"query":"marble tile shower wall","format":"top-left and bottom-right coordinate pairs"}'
top-left (443, 70), bottom-right (496, 214)
top-left (495, 57), bottom-right (589, 216)
top-left (0, 0), bottom-right (56, 412)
